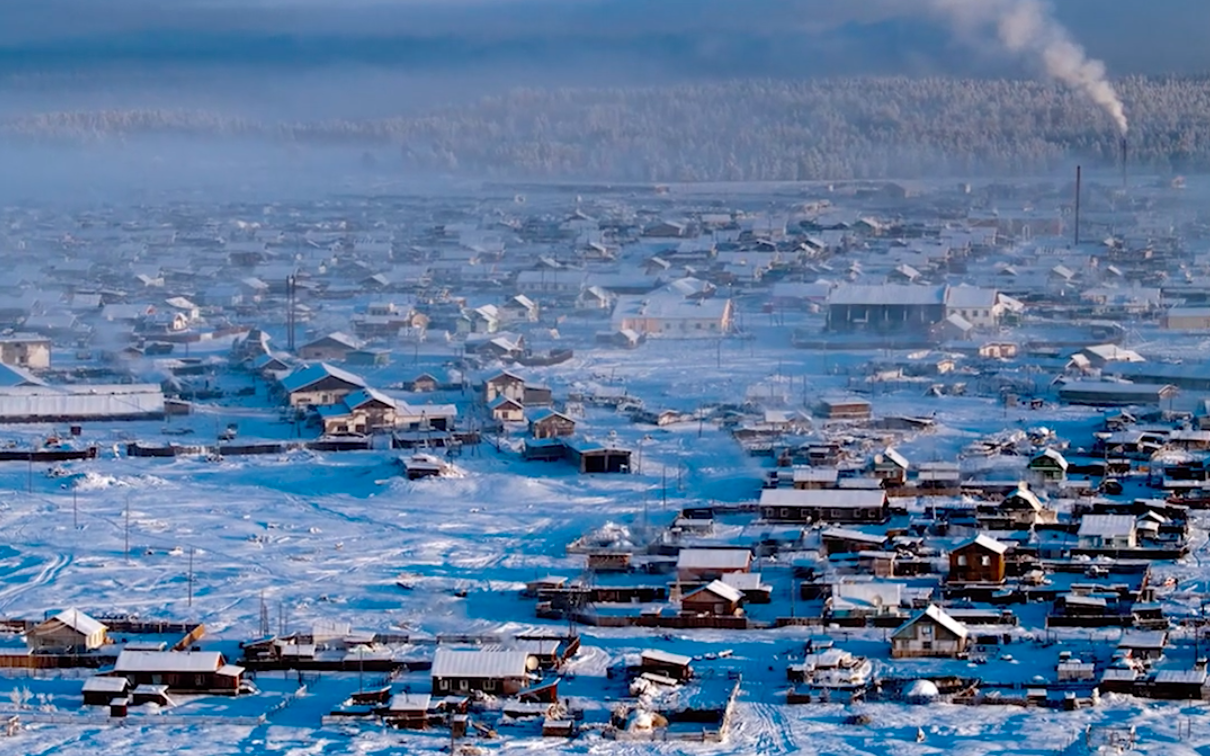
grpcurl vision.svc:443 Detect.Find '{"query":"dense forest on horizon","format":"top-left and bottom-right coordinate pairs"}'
top-left (4, 75), bottom-right (1210, 183)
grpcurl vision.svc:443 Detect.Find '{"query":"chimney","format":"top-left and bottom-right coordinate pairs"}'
top-left (1074, 165), bottom-right (1082, 246)
top-left (1121, 138), bottom-right (1128, 191)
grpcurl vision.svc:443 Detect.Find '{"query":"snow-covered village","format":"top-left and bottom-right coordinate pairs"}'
top-left (8, 1), bottom-right (1210, 755)
top-left (0, 166), bottom-right (1204, 755)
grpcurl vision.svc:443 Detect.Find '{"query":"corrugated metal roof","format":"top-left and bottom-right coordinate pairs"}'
top-left (114, 650), bottom-right (222, 674)
top-left (760, 488), bottom-right (886, 509)
top-left (0, 384), bottom-right (164, 420)
top-left (431, 648), bottom-right (529, 679)
top-left (676, 548), bottom-right (751, 570)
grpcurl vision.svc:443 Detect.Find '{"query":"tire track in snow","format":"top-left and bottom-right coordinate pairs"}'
top-left (0, 551), bottom-right (71, 611)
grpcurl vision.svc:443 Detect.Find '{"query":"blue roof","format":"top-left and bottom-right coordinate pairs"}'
top-left (279, 363), bottom-right (367, 393)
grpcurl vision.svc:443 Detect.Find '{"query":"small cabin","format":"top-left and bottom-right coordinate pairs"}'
top-left (1029, 449), bottom-right (1069, 483)
top-left (948, 535), bottom-right (1008, 584)
top-left (680, 580), bottom-right (743, 616)
top-left (890, 605), bottom-right (969, 659)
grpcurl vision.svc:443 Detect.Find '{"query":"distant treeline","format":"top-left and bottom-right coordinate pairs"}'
top-left (5, 76), bottom-right (1210, 181)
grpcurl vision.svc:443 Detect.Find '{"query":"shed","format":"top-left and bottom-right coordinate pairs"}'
top-left (82, 675), bottom-right (130, 706)
top-left (26, 608), bottom-right (108, 652)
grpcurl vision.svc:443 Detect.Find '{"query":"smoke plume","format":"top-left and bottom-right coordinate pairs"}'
top-left (932, 0), bottom-right (1128, 135)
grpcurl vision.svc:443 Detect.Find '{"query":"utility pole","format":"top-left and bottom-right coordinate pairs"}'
top-left (286, 274), bottom-right (297, 352)
top-left (187, 547), bottom-right (195, 609)
top-left (124, 493), bottom-right (131, 562)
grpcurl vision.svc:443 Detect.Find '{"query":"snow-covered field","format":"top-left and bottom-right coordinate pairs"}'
top-left (0, 318), bottom-right (1207, 754)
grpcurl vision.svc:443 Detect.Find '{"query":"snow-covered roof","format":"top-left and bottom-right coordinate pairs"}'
top-left (1077, 514), bottom-right (1136, 538)
top-left (640, 649), bottom-right (692, 668)
top-left (114, 650), bottom-right (222, 674)
top-left (759, 488), bottom-right (886, 509)
top-left (956, 534), bottom-right (1008, 555)
top-left (895, 605), bottom-right (967, 640)
top-left (40, 608), bottom-right (107, 637)
top-left (676, 548), bottom-right (751, 571)
top-left (831, 581), bottom-right (902, 610)
top-left (820, 527), bottom-right (886, 545)
top-left (388, 693), bottom-right (432, 712)
top-left (0, 384), bottom-right (165, 420)
top-left (82, 676), bottom-right (129, 693)
top-left (685, 579), bottom-right (744, 605)
top-left (721, 572), bottom-right (766, 591)
top-left (431, 648), bottom-right (530, 679)
top-left (279, 363), bottom-right (367, 393)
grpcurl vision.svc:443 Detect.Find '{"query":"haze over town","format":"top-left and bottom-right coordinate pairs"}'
top-left (1, 2), bottom-right (1210, 755)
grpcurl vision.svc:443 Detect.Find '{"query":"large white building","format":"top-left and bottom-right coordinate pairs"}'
top-left (611, 293), bottom-right (733, 337)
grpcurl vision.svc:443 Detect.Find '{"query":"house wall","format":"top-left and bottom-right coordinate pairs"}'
top-left (121, 670), bottom-right (240, 692)
top-left (891, 622), bottom-right (966, 658)
top-left (289, 387), bottom-right (358, 407)
top-left (27, 625), bottom-right (101, 651)
top-left (432, 675), bottom-right (524, 696)
top-left (682, 595), bottom-right (735, 616)
top-left (761, 505), bottom-right (887, 524)
top-left (485, 380), bottom-right (525, 403)
top-left (828, 303), bottom-right (945, 333)
top-left (493, 407), bottom-right (524, 423)
top-left (949, 546), bottom-right (1006, 583)
top-left (298, 345), bottom-right (353, 362)
top-left (531, 417), bottom-right (576, 439)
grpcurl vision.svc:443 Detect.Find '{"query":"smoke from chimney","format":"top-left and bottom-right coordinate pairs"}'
top-left (931, 0), bottom-right (1128, 136)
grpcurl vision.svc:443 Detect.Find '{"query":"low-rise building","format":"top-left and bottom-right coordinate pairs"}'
top-left (890, 605), bottom-right (969, 659)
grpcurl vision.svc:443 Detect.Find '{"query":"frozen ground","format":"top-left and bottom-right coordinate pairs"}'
top-left (0, 319), bottom-right (1206, 754)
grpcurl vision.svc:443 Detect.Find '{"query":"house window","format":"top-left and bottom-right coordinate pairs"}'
top-left (980, 556), bottom-right (991, 567)
top-left (922, 641), bottom-right (933, 651)
top-left (956, 555), bottom-right (968, 566)
top-left (920, 624), bottom-right (933, 637)
top-left (459, 679), bottom-right (469, 692)
top-left (439, 679), bottom-right (449, 691)
top-left (196, 674), bottom-right (206, 687)
top-left (485, 678), bottom-right (496, 691)
top-left (780, 508), bottom-right (790, 518)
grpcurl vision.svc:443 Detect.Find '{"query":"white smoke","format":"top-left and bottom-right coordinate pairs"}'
top-left (931, 0), bottom-right (1127, 135)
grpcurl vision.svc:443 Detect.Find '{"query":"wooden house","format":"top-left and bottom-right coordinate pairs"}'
top-left (680, 580), bottom-right (743, 616)
top-left (948, 535), bottom-right (1007, 584)
top-left (872, 447), bottom-right (909, 486)
top-left (639, 649), bottom-right (693, 681)
top-left (111, 650), bottom-right (245, 694)
top-left (278, 363), bottom-right (368, 408)
top-left (384, 693), bottom-right (431, 729)
top-left (484, 371), bottom-right (526, 404)
top-left (26, 609), bottom-right (108, 652)
top-left (317, 388), bottom-right (400, 435)
top-left (890, 605), bottom-right (969, 659)
top-left (528, 408), bottom-right (576, 439)
top-left (1117, 630), bottom-right (1168, 662)
top-left (759, 488), bottom-right (888, 524)
top-left (815, 397), bottom-right (872, 420)
top-left (1077, 515), bottom-right (1137, 550)
top-left (430, 648), bottom-right (533, 696)
top-left (820, 528), bottom-right (888, 557)
top-left (996, 484), bottom-right (1051, 528)
top-left (298, 332), bottom-right (363, 362)
top-left (489, 395), bottom-right (525, 423)
top-left (1028, 449), bottom-right (1069, 483)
